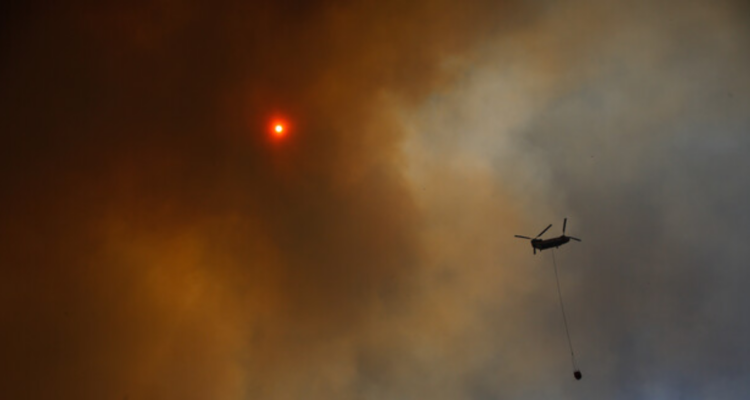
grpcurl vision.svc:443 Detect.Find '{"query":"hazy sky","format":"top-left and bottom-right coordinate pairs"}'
top-left (2, 0), bottom-right (749, 399)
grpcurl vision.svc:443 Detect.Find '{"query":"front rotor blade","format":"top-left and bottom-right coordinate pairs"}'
top-left (563, 218), bottom-right (567, 234)
top-left (536, 224), bottom-right (552, 238)
top-left (514, 235), bottom-right (532, 240)
top-left (569, 237), bottom-right (582, 242)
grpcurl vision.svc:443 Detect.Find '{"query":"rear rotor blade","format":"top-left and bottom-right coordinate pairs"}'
top-left (514, 235), bottom-right (532, 240)
top-left (536, 224), bottom-right (552, 238)
top-left (563, 218), bottom-right (567, 234)
top-left (569, 237), bottom-right (582, 242)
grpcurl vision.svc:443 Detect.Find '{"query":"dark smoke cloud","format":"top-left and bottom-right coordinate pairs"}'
top-left (0, 1), bottom-right (527, 399)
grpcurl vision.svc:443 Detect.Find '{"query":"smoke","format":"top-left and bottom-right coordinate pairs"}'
top-left (2, 0), bottom-right (749, 399)
top-left (0, 1), bottom-right (527, 399)
top-left (403, 0), bottom-right (750, 398)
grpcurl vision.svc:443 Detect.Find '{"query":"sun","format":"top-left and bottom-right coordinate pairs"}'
top-left (269, 119), bottom-right (288, 140)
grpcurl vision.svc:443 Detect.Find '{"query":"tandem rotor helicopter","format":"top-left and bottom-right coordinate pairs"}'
top-left (514, 218), bottom-right (582, 255)
top-left (514, 217), bottom-right (584, 380)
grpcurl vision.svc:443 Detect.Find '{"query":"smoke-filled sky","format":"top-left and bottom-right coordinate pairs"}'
top-left (2, 0), bottom-right (749, 399)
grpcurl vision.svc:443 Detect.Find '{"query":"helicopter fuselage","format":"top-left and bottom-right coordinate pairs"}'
top-left (531, 235), bottom-right (571, 253)
top-left (515, 219), bottom-right (581, 255)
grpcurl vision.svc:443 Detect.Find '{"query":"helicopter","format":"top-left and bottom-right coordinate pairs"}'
top-left (514, 218), bottom-right (582, 255)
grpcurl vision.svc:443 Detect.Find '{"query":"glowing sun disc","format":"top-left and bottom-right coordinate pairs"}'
top-left (269, 118), bottom-right (289, 140)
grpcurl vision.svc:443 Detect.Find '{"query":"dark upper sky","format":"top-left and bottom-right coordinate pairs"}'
top-left (2, 0), bottom-right (749, 399)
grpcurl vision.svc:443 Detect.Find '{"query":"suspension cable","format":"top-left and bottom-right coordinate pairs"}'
top-left (551, 250), bottom-right (579, 374)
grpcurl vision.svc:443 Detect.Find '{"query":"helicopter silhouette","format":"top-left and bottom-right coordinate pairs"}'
top-left (514, 218), bottom-right (581, 255)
